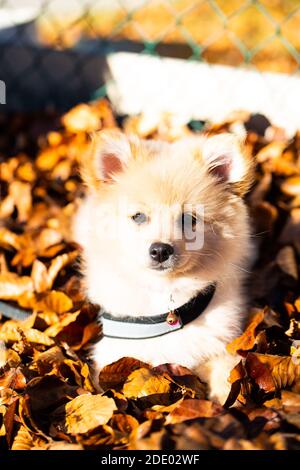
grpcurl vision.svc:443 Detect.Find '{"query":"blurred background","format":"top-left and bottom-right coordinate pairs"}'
top-left (0, 0), bottom-right (300, 130)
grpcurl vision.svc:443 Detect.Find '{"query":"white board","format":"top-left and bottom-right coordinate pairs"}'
top-left (107, 52), bottom-right (300, 136)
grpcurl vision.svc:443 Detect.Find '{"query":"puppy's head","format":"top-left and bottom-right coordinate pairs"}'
top-left (79, 129), bottom-right (253, 282)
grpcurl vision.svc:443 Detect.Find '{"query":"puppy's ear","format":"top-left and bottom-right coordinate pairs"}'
top-left (202, 133), bottom-right (253, 195)
top-left (81, 130), bottom-right (133, 189)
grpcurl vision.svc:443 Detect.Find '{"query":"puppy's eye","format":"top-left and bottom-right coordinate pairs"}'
top-left (131, 212), bottom-right (147, 224)
top-left (181, 212), bottom-right (197, 230)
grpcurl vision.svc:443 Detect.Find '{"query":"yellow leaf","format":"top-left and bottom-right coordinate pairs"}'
top-left (31, 252), bottom-right (77, 293)
top-left (65, 395), bottom-right (116, 434)
top-left (0, 322), bottom-right (54, 346)
top-left (11, 425), bottom-right (34, 450)
top-left (36, 228), bottom-right (63, 255)
top-left (62, 103), bottom-right (100, 133)
top-left (36, 147), bottom-right (62, 171)
top-left (0, 273), bottom-right (34, 300)
top-left (9, 181), bottom-right (32, 222)
top-left (0, 228), bottom-right (20, 250)
top-left (47, 251), bottom-right (78, 288)
top-left (36, 291), bottom-right (73, 315)
top-left (31, 260), bottom-right (49, 293)
top-left (44, 310), bottom-right (81, 337)
top-left (16, 161), bottom-right (36, 183)
top-left (123, 368), bottom-right (171, 399)
top-left (281, 176), bottom-right (300, 197)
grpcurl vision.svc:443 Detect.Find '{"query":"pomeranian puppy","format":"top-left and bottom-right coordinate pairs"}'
top-left (74, 129), bottom-right (254, 404)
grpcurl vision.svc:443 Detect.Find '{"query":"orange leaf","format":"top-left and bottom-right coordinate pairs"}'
top-left (227, 309), bottom-right (265, 354)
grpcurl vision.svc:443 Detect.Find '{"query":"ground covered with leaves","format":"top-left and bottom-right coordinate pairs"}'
top-left (0, 101), bottom-right (300, 450)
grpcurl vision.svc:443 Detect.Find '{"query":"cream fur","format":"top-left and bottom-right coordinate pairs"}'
top-left (73, 131), bottom-right (254, 404)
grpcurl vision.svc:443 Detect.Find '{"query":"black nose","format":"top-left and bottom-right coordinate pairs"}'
top-left (149, 242), bottom-right (174, 263)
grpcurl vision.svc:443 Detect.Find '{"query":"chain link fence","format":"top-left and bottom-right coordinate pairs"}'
top-left (0, 0), bottom-right (300, 111)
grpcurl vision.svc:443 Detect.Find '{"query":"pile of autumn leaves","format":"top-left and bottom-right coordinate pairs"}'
top-left (0, 101), bottom-right (300, 450)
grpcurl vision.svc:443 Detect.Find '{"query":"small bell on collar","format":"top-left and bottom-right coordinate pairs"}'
top-left (167, 310), bottom-right (180, 326)
top-left (167, 294), bottom-right (180, 326)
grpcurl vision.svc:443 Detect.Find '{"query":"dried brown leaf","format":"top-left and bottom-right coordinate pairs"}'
top-left (246, 353), bottom-right (300, 392)
top-left (276, 246), bottom-right (298, 280)
top-left (166, 399), bottom-right (223, 424)
top-left (98, 357), bottom-right (150, 391)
